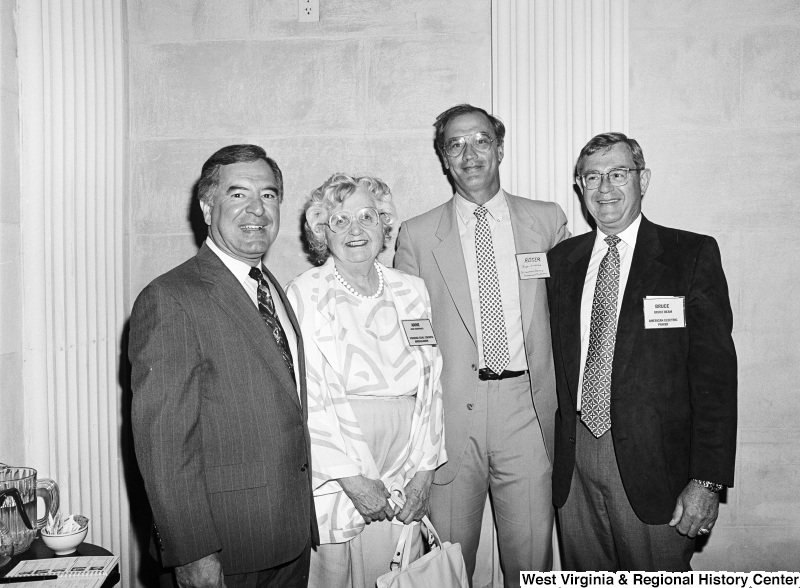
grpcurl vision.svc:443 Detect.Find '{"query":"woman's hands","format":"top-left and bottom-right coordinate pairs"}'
top-left (338, 475), bottom-right (395, 524)
top-left (339, 470), bottom-right (436, 525)
top-left (395, 470), bottom-right (435, 524)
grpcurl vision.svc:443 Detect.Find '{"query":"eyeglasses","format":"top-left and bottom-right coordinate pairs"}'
top-left (579, 168), bottom-right (644, 190)
top-left (441, 132), bottom-right (497, 158)
top-left (325, 207), bottom-right (386, 233)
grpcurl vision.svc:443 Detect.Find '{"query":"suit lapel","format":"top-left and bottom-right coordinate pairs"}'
top-left (197, 244), bottom-right (301, 408)
top-left (560, 233), bottom-right (595, 407)
top-left (507, 194), bottom-right (546, 346)
top-left (611, 217), bottom-right (664, 387)
top-left (432, 199), bottom-right (477, 346)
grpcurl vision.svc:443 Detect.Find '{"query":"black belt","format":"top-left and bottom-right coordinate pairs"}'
top-left (478, 368), bottom-right (528, 381)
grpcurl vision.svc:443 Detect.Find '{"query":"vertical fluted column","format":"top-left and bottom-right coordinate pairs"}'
top-left (483, 1), bottom-right (628, 579)
top-left (17, 0), bottom-right (128, 582)
top-left (492, 0), bottom-right (629, 235)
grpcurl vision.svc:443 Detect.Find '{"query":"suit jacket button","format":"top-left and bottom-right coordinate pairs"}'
top-left (569, 437), bottom-right (575, 443)
top-left (152, 524), bottom-right (164, 549)
top-left (300, 463), bottom-right (308, 472)
top-left (471, 364), bottom-right (477, 371)
top-left (467, 404), bottom-right (474, 410)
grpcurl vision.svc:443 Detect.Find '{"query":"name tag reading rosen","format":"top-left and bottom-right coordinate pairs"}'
top-left (643, 296), bottom-right (686, 329)
top-left (515, 253), bottom-right (550, 279)
top-left (402, 319), bottom-right (437, 346)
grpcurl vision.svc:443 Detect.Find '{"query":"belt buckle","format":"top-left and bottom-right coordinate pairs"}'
top-left (478, 368), bottom-right (500, 381)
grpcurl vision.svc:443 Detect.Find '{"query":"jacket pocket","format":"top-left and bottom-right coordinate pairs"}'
top-left (205, 462), bottom-right (273, 493)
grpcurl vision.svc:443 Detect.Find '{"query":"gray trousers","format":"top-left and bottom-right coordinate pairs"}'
top-left (559, 422), bottom-right (695, 571)
top-left (430, 375), bottom-right (554, 587)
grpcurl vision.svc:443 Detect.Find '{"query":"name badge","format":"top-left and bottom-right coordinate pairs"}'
top-left (402, 319), bottom-right (437, 346)
top-left (515, 253), bottom-right (550, 279)
top-left (643, 296), bottom-right (686, 329)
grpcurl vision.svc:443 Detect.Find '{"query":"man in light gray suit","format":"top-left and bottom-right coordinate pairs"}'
top-left (131, 145), bottom-right (316, 588)
top-left (395, 104), bottom-right (568, 585)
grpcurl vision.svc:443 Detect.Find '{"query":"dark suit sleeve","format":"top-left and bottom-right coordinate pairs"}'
top-left (130, 283), bottom-right (221, 567)
top-left (686, 237), bottom-right (737, 487)
top-left (394, 221), bottom-right (420, 276)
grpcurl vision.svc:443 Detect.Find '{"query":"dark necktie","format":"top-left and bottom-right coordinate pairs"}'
top-left (248, 266), bottom-right (295, 381)
top-left (581, 235), bottom-right (621, 437)
top-left (474, 206), bottom-right (510, 375)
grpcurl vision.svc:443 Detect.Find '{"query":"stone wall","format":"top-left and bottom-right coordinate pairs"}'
top-left (127, 0), bottom-right (492, 295)
top-left (630, 0), bottom-right (800, 570)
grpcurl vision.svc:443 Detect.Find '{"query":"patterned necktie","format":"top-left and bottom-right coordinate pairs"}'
top-left (581, 235), bottom-right (621, 437)
top-left (474, 206), bottom-right (510, 375)
top-left (248, 266), bottom-right (295, 381)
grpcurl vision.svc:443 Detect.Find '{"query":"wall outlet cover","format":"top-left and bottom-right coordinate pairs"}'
top-left (298, 0), bottom-right (319, 22)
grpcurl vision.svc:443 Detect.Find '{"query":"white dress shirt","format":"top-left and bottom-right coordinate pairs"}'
top-left (455, 189), bottom-right (527, 372)
top-left (576, 214), bottom-right (642, 409)
top-left (206, 238), bottom-right (301, 395)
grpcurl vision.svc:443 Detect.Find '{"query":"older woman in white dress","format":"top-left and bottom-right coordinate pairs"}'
top-left (286, 174), bottom-right (446, 588)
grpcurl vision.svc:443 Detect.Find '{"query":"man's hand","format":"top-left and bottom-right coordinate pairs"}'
top-left (396, 470), bottom-right (435, 524)
top-left (339, 475), bottom-right (394, 524)
top-left (175, 553), bottom-right (225, 588)
top-left (669, 480), bottom-right (720, 538)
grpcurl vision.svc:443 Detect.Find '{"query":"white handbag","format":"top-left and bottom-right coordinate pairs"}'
top-left (376, 491), bottom-right (469, 588)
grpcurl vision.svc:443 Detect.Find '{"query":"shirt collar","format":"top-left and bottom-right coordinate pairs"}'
top-left (205, 237), bottom-right (262, 282)
top-left (455, 187), bottom-right (507, 225)
top-left (594, 213), bottom-right (642, 250)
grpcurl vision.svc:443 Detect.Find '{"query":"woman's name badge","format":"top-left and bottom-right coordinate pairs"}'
top-left (643, 296), bottom-right (686, 329)
top-left (515, 253), bottom-right (550, 279)
top-left (402, 319), bottom-right (437, 346)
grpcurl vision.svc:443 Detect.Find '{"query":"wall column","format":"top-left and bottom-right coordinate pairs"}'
top-left (493, 0), bottom-right (629, 234)
top-left (17, 0), bottom-right (128, 580)
top-left (478, 0), bottom-right (628, 582)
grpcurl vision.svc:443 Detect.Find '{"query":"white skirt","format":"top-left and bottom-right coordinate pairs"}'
top-left (309, 395), bottom-right (423, 588)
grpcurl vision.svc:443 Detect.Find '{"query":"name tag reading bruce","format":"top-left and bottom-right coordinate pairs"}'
top-left (515, 253), bottom-right (550, 279)
top-left (643, 296), bottom-right (686, 329)
top-left (402, 319), bottom-right (437, 346)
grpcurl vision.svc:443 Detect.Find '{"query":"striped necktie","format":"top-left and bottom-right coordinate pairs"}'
top-left (248, 266), bottom-right (295, 381)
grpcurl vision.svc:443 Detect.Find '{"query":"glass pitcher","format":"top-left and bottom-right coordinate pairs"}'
top-left (0, 464), bottom-right (60, 563)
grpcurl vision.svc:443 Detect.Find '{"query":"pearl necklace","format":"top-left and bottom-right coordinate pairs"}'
top-left (334, 261), bottom-right (385, 299)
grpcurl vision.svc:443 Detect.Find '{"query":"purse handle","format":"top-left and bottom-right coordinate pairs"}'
top-left (387, 488), bottom-right (443, 570)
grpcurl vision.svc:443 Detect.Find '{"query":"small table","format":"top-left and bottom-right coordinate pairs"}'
top-left (0, 540), bottom-right (120, 588)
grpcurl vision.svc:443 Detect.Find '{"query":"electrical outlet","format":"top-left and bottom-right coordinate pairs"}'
top-left (298, 0), bottom-right (319, 22)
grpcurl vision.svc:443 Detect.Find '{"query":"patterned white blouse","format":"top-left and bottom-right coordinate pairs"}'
top-left (286, 259), bottom-right (447, 544)
top-left (334, 285), bottom-right (419, 399)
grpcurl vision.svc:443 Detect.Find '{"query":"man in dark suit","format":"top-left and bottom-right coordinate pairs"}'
top-left (395, 104), bottom-right (568, 584)
top-left (130, 145), bottom-right (316, 588)
top-left (547, 133), bottom-right (737, 571)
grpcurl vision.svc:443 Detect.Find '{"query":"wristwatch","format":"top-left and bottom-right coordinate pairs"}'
top-left (692, 479), bottom-right (724, 493)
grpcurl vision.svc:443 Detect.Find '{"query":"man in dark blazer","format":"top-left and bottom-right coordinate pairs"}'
top-left (130, 145), bottom-right (316, 588)
top-left (547, 133), bottom-right (737, 571)
top-left (396, 104), bottom-right (568, 584)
